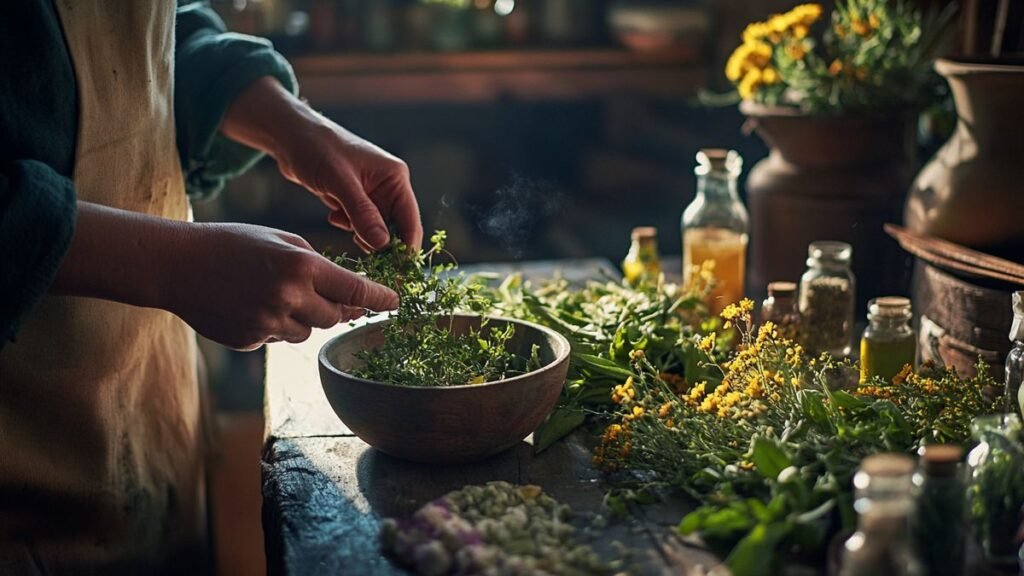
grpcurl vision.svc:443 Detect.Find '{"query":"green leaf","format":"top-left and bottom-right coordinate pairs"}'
top-left (573, 353), bottom-right (634, 379)
top-left (830, 390), bottom-right (866, 410)
top-left (726, 522), bottom-right (792, 576)
top-left (751, 436), bottom-right (792, 480)
top-left (533, 407), bottom-right (586, 453)
top-left (678, 509), bottom-right (710, 535)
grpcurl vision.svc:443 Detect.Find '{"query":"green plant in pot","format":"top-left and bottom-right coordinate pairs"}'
top-left (723, 0), bottom-right (953, 308)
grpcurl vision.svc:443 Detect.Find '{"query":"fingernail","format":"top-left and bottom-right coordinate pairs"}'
top-left (367, 227), bottom-right (390, 248)
top-left (387, 290), bottom-right (399, 309)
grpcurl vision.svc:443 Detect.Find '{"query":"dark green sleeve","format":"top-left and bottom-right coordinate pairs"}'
top-left (174, 2), bottom-right (298, 200)
top-left (0, 161), bottom-right (76, 342)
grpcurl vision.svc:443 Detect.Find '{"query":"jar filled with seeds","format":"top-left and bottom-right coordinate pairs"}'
top-left (799, 241), bottom-right (855, 357)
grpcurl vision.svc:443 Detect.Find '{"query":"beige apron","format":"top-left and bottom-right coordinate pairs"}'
top-left (0, 1), bottom-right (204, 573)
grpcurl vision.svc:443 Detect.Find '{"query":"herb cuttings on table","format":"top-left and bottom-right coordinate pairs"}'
top-left (333, 231), bottom-right (539, 388)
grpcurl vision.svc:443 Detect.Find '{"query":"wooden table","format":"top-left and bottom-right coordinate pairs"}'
top-left (260, 258), bottom-right (729, 575)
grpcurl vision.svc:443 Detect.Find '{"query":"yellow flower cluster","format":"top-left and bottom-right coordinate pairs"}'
top-left (726, 4), bottom-right (824, 99)
top-left (611, 376), bottom-right (636, 405)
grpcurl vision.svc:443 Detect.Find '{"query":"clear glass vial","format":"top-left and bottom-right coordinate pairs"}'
top-left (859, 297), bottom-right (916, 385)
top-left (910, 445), bottom-right (966, 576)
top-left (1006, 291), bottom-right (1024, 416)
top-left (682, 149), bottom-right (749, 316)
top-left (622, 226), bottom-right (661, 285)
top-left (840, 453), bottom-right (922, 576)
top-left (799, 241), bottom-right (856, 357)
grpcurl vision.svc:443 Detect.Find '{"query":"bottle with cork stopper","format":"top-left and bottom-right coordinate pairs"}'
top-left (682, 149), bottom-right (749, 316)
top-left (910, 445), bottom-right (966, 576)
top-left (761, 281), bottom-right (800, 340)
top-left (859, 296), bottom-right (916, 384)
top-left (622, 226), bottom-right (661, 285)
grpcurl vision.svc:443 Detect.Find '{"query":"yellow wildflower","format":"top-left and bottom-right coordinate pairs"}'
top-left (834, 23), bottom-right (847, 39)
top-left (792, 3), bottom-right (823, 26)
top-left (770, 392), bottom-right (782, 403)
top-left (868, 12), bottom-right (881, 30)
top-left (658, 402), bottom-right (672, 419)
top-left (768, 14), bottom-right (790, 34)
top-left (717, 406), bottom-right (731, 418)
top-left (699, 395), bottom-right (719, 413)
top-left (892, 364), bottom-right (913, 386)
top-left (828, 59), bottom-right (844, 76)
top-left (633, 406), bottom-right (645, 418)
top-left (761, 66), bottom-right (780, 85)
top-left (699, 333), bottom-right (717, 353)
top-left (742, 21), bottom-right (773, 44)
top-left (688, 381), bottom-right (707, 400)
top-left (792, 24), bottom-right (809, 39)
top-left (739, 460), bottom-right (756, 471)
top-left (722, 391), bottom-right (743, 408)
top-left (851, 17), bottom-right (871, 37)
top-left (629, 349), bottom-right (646, 360)
top-left (785, 41), bottom-right (807, 60)
top-left (721, 298), bottom-right (755, 321)
top-left (715, 382), bottom-right (730, 396)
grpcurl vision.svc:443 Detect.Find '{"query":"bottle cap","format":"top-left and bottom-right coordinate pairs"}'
top-left (1011, 291), bottom-right (1024, 341)
top-left (917, 444), bottom-right (963, 477)
top-left (807, 241), bottom-right (852, 264)
top-left (631, 226), bottom-right (657, 241)
top-left (767, 281), bottom-right (797, 297)
top-left (696, 149), bottom-right (742, 176)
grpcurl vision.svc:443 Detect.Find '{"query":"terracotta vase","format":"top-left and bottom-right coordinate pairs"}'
top-left (905, 58), bottom-right (1024, 260)
top-left (742, 102), bottom-right (917, 309)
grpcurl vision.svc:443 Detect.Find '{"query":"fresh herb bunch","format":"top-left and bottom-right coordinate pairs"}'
top-left (334, 231), bottom-right (535, 387)
top-left (726, 0), bottom-right (954, 111)
top-left (593, 300), bottom-right (998, 575)
top-left (479, 263), bottom-right (719, 451)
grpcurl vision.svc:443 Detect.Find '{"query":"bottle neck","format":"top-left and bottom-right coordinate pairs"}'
top-left (868, 315), bottom-right (911, 333)
top-left (696, 172), bottom-right (739, 202)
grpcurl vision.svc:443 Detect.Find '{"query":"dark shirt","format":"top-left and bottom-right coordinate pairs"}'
top-left (0, 1), bottom-right (296, 342)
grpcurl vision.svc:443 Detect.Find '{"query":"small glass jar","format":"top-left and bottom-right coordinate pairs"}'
top-left (910, 445), bottom-right (966, 576)
top-left (622, 226), bottom-right (661, 285)
top-left (966, 413), bottom-right (1024, 566)
top-left (762, 281), bottom-right (800, 341)
top-left (799, 241), bottom-right (856, 357)
top-left (1006, 291), bottom-right (1024, 416)
top-left (840, 453), bottom-right (922, 576)
top-left (859, 297), bottom-right (916, 384)
top-left (682, 149), bottom-right (749, 316)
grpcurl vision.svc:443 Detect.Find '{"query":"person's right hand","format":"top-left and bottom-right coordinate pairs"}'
top-left (166, 222), bottom-right (398, 351)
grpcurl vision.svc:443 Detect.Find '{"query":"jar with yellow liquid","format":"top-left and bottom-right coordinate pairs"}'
top-left (622, 226), bottom-right (661, 285)
top-left (682, 149), bottom-right (749, 316)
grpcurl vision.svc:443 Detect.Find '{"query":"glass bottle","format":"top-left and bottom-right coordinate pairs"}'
top-left (761, 281), bottom-right (800, 341)
top-left (799, 241), bottom-right (856, 357)
top-left (622, 226), bottom-right (661, 285)
top-left (1006, 291), bottom-right (1024, 416)
top-left (966, 413), bottom-right (1024, 566)
top-left (910, 445), bottom-right (966, 576)
top-left (840, 453), bottom-right (922, 576)
top-left (859, 297), bottom-right (916, 384)
top-left (682, 149), bottom-right (749, 317)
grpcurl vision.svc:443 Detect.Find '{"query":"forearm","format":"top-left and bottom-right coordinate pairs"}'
top-left (51, 201), bottom-right (186, 310)
top-left (220, 76), bottom-right (324, 164)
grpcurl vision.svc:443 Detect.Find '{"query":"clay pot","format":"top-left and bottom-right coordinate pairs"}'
top-left (742, 101), bottom-right (917, 308)
top-left (905, 58), bottom-right (1024, 261)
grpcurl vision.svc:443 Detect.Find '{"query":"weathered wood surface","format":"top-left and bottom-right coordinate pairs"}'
top-left (261, 258), bottom-right (724, 575)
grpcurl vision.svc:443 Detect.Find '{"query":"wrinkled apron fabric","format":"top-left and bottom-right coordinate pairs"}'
top-left (0, 1), bottom-right (204, 574)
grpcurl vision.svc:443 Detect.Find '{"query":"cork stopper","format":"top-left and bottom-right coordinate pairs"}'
top-left (767, 282), bottom-right (797, 298)
top-left (631, 226), bottom-right (657, 241)
top-left (696, 148), bottom-right (742, 176)
top-left (1011, 291), bottom-right (1024, 341)
top-left (867, 296), bottom-right (912, 323)
top-left (857, 453), bottom-right (916, 480)
top-left (917, 445), bottom-right (963, 477)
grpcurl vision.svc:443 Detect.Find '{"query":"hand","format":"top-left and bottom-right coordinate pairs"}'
top-left (167, 222), bottom-right (398, 351)
top-left (277, 122), bottom-right (422, 252)
top-left (221, 77), bottom-right (423, 252)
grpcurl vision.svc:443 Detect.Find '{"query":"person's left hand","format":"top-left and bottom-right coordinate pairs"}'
top-left (275, 122), bottom-right (423, 252)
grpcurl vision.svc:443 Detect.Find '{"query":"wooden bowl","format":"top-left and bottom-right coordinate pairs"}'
top-left (318, 315), bottom-right (571, 464)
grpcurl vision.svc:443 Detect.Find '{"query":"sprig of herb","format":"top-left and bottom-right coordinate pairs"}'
top-left (333, 231), bottom-right (534, 387)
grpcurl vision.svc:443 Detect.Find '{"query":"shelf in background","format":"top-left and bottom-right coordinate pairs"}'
top-left (291, 47), bottom-right (706, 107)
